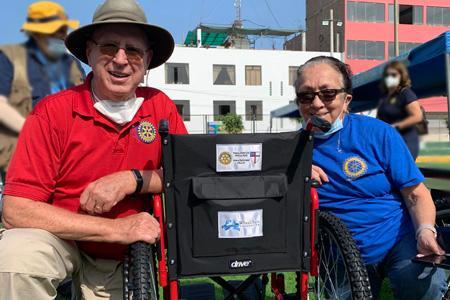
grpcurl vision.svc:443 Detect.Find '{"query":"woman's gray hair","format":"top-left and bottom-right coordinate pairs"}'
top-left (294, 56), bottom-right (353, 101)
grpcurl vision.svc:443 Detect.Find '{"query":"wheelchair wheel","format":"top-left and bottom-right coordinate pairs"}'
top-left (434, 188), bottom-right (450, 227)
top-left (313, 211), bottom-right (372, 300)
top-left (434, 204), bottom-right (450, 300)
top-left (126, 242), bottom-right (158, 300)
top-left (436, 209), bottom-right (450, 227)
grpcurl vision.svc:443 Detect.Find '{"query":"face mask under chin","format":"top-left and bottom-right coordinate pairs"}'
top-left (301, 110), bottom-right (346, 139)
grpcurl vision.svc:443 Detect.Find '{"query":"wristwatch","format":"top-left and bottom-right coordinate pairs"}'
top-left (131, 169), bottom-right (143, 194)
top-left (415, 224), bottom-right (437, 239)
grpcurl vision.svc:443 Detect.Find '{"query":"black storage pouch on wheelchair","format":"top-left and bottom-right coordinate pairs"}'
top-left (191, 174), bottom-right (288, 257)
top-left (163, 131), bottom-right (313, 277)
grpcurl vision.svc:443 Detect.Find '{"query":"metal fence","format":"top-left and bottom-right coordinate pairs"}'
top-left (182, 114), bottom-right (300, 134)
top-left (423, 118), bottom-right (449, 142)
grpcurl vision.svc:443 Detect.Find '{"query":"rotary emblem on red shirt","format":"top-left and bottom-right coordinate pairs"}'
top-left (136, 121), bottom-right (156, 144)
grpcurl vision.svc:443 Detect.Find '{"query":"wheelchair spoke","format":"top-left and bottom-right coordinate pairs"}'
top-left (315, 226), bottom-right (352, 299)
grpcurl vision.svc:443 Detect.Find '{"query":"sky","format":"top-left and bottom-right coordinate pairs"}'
top-left (1, 0), bottom-right (306, 49)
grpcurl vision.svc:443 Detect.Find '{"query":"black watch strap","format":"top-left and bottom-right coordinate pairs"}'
top-left (131, 169), bottom-right (143, 194)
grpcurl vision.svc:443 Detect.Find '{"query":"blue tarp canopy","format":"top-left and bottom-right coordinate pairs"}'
top-left (351, 30), bottom-right (450, 113)
top-left (270, 30), bottom-right (450, 118)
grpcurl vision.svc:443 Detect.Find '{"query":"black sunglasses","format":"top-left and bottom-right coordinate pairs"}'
top-left (89, 39), bottom-right (149, 63)
top-left (296, 88), bottom-right (346, 104)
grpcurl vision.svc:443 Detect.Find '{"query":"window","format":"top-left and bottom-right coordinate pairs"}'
top-left (347, 40), bottom-right (385, 60)
top-left (165, 63), bottom-right (189, 84)
top-left (245, 101), bottom-right (263, 121)
top-left (213, 101), bottom-right (236, 120)
top-left (413, 6), bottom-right (423, 25)
top-left (173, 100), bottom-right (190, 121)
top-left (289, 66), bottom-right (300, 85)
top-left (213, 65), bottom-right (236, 85)
top-left (427, 7), bottom-right (450, 26)
top-left (245, 65), bottom-right (262, 85)
top-left (389, 5), bottom-right (423, 24)
top-left (388, 42), bottom-right (421, 59)
top-left (347, 2), bottom-right (385, 23)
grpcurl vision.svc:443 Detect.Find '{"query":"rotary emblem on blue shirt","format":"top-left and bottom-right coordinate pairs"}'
top-left (136, 121), bottom-right (156, 144)
top-left (343, 156), bottom-right (367, 179)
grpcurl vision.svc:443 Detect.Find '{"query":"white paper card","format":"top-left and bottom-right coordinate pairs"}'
top-left (216, 143), bottom-right (262, 172)
top-left (218, 209), bottom-right (263, 239)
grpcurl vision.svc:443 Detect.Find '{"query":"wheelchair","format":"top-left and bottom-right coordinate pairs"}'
top-left (123, 119), bottom-right (372, 300)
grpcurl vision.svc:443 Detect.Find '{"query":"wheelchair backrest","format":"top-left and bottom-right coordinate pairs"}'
top-left (160, 130), bottom-right (313, 279)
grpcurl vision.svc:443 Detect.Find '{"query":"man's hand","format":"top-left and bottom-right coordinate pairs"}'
top-left (113, 212), bottom-right (160, 244)
top-left (416, 230), bottom-right (445, 257)
top-left (311, 164), bottom-right (329, 185)
top-left (80, 171), bottom-right (136, 215)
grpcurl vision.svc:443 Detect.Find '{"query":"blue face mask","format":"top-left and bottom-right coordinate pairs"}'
top-left (313, 116), bottom-right (344, 139)
top-left (302, 114), bottom-right (345, 139)
top-left (46, 37), bottom-right (66, 58)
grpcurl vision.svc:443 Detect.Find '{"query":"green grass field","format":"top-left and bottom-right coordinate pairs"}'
top-left (175, 274), bottom-right (395, 299)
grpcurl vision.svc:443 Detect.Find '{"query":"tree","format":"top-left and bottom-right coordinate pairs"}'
top-left (219, 113), bottom-right (244, 134)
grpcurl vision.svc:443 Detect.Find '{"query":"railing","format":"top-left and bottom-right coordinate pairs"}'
top-left (182, 114), bottom-right (300, 134)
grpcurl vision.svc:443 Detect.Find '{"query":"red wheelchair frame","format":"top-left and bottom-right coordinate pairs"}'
top-left (150, 187), bottom-right (320, 300)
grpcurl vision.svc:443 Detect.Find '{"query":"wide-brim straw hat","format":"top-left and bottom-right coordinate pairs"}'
top-left (21, 1), bottom-right (79, 34)
top-left (65, 0), bottom-right (174, 70)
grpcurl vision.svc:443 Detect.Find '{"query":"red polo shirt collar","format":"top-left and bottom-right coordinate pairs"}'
top-left (73, 72), bottom-right (153, 128)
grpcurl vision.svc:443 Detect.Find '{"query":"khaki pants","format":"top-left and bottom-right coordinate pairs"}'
top-left (0, 228), bottom-right (123, 300)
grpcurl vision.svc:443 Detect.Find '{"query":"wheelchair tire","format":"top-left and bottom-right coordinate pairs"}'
top-left (433, 189), bottom-right (450, 227)
top-left (314, 211), bottom-right (372, 300)
top-left (436, 209), bottom-right (450, 227)
top-left (128, 242), bottom-right (158, 300)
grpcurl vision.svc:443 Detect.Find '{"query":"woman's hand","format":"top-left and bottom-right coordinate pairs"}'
top-left (416, 229), bottom-right (445, 257)
top-left (311, 164), bottom-right (329, 185)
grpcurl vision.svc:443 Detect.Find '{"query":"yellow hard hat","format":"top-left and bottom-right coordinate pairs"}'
top-left (21, 1), bottom-right (79, 34)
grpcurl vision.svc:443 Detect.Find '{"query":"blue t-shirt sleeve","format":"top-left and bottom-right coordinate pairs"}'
top-left (381, 125), bottom-right (424, 189)
top-left (0, 51), bottom-right (13, 96)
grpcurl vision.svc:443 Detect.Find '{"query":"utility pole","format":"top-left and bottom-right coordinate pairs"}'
top-left (330, 9), bottom-right (334, 55)
top-left (234, 0), bottom-right (242, 28)
top-left (394, 0), bottom-right (399, 56)
top-left (321, 9), bottom-right (342, 56)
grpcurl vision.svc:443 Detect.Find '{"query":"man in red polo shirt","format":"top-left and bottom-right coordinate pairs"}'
top-left (0, 0), bottom-right (186, 298)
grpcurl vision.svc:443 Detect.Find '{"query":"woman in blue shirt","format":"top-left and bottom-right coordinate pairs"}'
top-left (294, 56), bottom-right (446, 300)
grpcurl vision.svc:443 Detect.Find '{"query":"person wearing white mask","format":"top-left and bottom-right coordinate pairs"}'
top-left (295, 56), bottom-right (446, 300)
top-left (0, 0), bottom-right (187, 298)
top-left (377, 61), bottom-right (423, 160)
top-left (0, 1), bottom-right (85, 180)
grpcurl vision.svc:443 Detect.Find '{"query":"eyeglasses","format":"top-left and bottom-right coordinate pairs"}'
top-left (89, 39), bottom-right (149, 63)
top-left (296, 88), bottom-right (346, 104)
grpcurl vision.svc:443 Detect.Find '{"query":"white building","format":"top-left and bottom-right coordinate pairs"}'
top-left (145, 46), bottom-right (343, 134)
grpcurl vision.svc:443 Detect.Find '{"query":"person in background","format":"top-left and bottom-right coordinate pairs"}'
top-left (295, 56), bottom-right (446, 300)
top-left (377, 61), bottom-right (423, 160)
top-left (0, 0), bottom-right (186, 298)
top-left (0, 1), bottom-right (85, 179)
